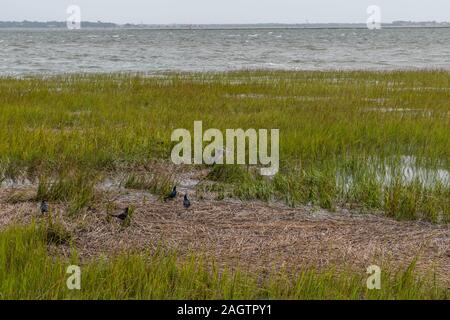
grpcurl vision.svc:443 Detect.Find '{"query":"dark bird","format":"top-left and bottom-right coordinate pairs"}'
top-left (165, 186), bottom-right (177, 201)
top-left (183, 194), bottom-right (191, 209)
top-left (40, 200), bottom-right (49, 214)
top-left (110, 207), bottom-right (129, 221)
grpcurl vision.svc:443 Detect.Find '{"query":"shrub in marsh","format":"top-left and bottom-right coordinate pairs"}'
top-left (123, 172), bottom-right (175, 197)
top-left (37, 172), bottom-right (96, 215)
top-left (234, 179), bottom-right (275, 202)
top-left (123, 173), bottom-right (150, 190)
top-left (384, 178), bottom-right (417, 221)
top-left (337, 162), bottom-right (384, 210)
top-left (45, 218), bottom-right (72, 246)
top-left (272, 168), bottom-right (337, 209)
top-left (207, 164), bottom-right (253, 184)
top-left (5, 190), bottom-right (36, 204)
top-left (420, 182), bottom-right (450, 224)
top-left (272, 173), bottom-right (297, 206)
top-left (383, 178), bottom-right (450, 223)
top-left (347, 178), bottom-right (383, 210)
top-left (0, 160), bottom-right (23, 182)
top-left (0, 164), bottom-right (5, 184)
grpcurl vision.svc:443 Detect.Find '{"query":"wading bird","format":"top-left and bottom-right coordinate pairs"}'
top-left (183, 194), bottom-right (191, 209)
top-left (110, 207), bottom-right (129, 221)
top-left (40, 200), bottom-right (49, 214)
top-left (165, 186), bottom-right (177, 201)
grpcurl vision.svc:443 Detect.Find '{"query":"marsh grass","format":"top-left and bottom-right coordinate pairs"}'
top-left (36, 172), bottom-right (97, 215)
top-left (44, 217), bottom-right (72, 246)
top-left (0, 70), bottom-right (449, 222)
top-left (123, 172), bottom-right (175, 197)
top-left (5, 190), bottom-right (36, 204)
top-left (207, 164), bottom-right (253, 184)
top-left (0, 224), bottom-right (447, 300)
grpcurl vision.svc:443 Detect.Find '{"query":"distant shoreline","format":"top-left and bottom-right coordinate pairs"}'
top-left (1, 21), bottom-right (450, 30)
top-left (1, 26), bottom-right (450, 31)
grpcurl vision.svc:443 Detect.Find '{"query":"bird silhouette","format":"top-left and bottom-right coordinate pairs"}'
top-left (165, 186), bottom-right (177, 201)
top-left (183, 194), bottom-right (191, 209)
top-left (40, 200), bottom-right (49, 214)
top-left (110, 207), bottom-right (129, 221)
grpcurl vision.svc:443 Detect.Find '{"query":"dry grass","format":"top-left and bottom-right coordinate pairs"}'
top-left (1, 185), bottom-right (448, 285)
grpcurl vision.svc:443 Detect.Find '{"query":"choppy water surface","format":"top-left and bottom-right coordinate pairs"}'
top-left (0, 28), bottom-right (449, 75)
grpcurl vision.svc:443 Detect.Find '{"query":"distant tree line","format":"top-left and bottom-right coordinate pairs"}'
top-left (0, 20), bottom-right (117, 28)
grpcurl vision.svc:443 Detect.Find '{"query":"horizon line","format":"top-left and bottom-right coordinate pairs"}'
top-left (2, 20), bottom-right (450, 25)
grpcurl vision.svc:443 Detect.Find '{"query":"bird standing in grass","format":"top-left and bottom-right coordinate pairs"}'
top-left (165, 186), bottom-right (177, 201)
top-left (40, 200), bottom-right (49, 214)
top-left (110, 207), bottom-right (129, 221)
top-left (183, 194), bottom-right (191, 209)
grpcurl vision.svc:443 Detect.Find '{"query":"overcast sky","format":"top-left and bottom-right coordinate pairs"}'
top-left (2, 0), bottom-right (450, 24)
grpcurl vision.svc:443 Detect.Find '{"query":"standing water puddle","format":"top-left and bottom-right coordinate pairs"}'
top-left (338, 155), bottom-right (449, 192)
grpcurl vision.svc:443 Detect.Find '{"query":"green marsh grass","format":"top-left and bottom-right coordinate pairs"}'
top-left (0, 70), bottom-right (449, 222)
